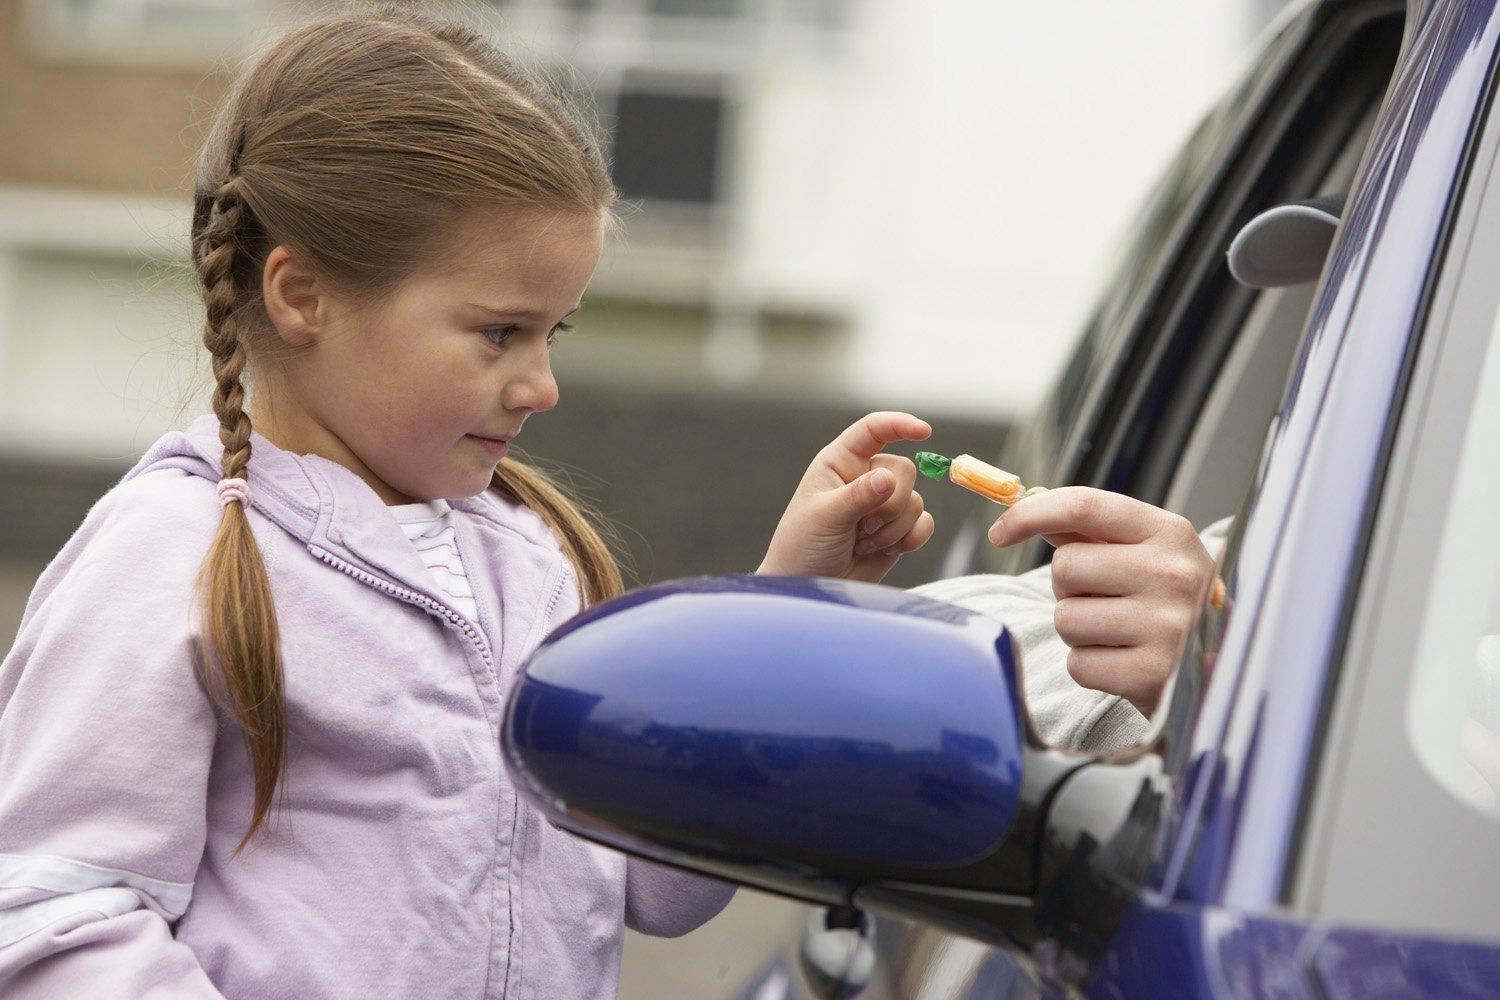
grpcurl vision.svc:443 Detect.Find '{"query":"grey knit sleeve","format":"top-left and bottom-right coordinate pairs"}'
top-left (909, 515), bottom-right (1233, 754)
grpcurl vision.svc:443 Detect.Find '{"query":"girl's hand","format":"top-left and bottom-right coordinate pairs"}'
top-left (988, 487), bottom-right (1215, 716)
top-left (757, 412), bottom-right (936, 583)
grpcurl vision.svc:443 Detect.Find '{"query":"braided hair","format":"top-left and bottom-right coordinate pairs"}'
top-left (190, 162), bottom-right (286, 852)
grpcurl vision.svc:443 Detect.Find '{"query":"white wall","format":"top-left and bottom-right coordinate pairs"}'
top-left (735, 0), bottom-right (1250, 418)
top-left (0, 187), bottom-right (205, 463)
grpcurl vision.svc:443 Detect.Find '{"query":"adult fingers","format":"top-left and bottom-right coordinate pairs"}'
top-left (1053, 596), bottom-right (1148, 648)
top-left (988, 486), bottom-right (1172, 550)
top-left (1065, 646), bottom-right (1168, 716)
top-left (1049, 541), bottom-right (1155, 598)
top-left (1053, 532), bottom-right (1214, 604)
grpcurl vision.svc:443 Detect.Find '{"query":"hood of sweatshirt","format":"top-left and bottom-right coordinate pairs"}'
top-left (121, 413), bottom-right (562, 613)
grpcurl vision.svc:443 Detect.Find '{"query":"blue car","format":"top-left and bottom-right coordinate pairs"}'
top-left (504, 0), bottom-right (1500, 995)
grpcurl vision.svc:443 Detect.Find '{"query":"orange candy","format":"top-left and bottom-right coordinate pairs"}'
top-left (949, 454), bottom-right (1025, 505)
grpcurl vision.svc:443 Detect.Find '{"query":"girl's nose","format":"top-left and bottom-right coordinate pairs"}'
top-left (504, 345), bottom-right (559, 415)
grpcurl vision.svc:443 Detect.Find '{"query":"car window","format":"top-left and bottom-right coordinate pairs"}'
top-left (983, 6), bottom-right (1403, 578)
top-left (1405, 296), bottom-right (1500, 817)
top-left (990, 109), bottom-right (1233, 578)
top-left (1161, 99), bottom-right (1380, 529)
top-left (1120, 10), bottom-right (1401, 510)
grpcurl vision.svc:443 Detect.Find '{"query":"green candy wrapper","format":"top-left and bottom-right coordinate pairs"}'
top-left (915, 452), bottom-right (952, 480)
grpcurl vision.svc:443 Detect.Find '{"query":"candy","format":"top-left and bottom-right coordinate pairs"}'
top-left (916, 451), bottom-right (1033, 505)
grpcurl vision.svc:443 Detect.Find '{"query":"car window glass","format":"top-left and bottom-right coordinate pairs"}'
top-left (1162, 100), bottom-right (1380, 529)
top-left (1006, 107), bottom-right (1234, 504)
top-left (1405, 310), bottom-right (1500, 819)
top-left (985, 106), bottom-right (1236, 579)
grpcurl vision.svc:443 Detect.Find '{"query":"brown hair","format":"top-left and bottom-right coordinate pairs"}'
top-left (189, 6), bottom-right (622, 850)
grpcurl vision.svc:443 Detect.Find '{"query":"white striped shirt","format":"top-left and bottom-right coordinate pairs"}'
top-left (387, 499), bottom-right (479, 622)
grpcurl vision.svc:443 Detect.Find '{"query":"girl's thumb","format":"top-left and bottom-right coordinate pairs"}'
top-left (839, 468), bottom-right (895, 518)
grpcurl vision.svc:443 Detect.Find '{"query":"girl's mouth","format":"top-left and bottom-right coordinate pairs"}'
top-left (467, 434), bottom-right (511, 458)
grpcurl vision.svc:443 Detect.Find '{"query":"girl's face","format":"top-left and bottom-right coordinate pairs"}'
top-left (255, 206), bottom-right (604, 504)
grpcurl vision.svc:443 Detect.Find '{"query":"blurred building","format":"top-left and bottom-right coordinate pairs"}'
top-left (0, 0), bottom-right (1252, 608)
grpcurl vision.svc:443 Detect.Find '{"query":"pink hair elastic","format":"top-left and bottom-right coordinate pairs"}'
top-left (217, 477), bottom-right (252, 508)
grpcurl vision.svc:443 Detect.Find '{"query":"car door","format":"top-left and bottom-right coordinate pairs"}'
top-left (745, 1), bottom-right (1419, 996)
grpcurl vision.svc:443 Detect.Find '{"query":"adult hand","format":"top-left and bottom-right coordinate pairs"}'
top-left (988, 487), bottom-right (1215, 716)
top-left (757, 412), bottom-right (935, 583)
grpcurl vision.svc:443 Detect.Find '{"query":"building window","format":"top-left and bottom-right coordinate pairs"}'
top-left (609, 85), bottom-right (724, 205)
top-left (646, 0), bottom-right (738, 19)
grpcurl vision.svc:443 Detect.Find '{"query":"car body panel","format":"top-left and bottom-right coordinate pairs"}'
top-left (1091, 905), bottom-right (1500, 999)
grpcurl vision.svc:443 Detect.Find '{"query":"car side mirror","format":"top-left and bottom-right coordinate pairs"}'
top-left (502, 576), bottom-right (1076, 940)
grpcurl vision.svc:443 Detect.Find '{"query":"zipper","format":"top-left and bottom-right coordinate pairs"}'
top-left (538, 562), bottom-right (571, 638)
top-left (310, 543), bottom-right (516, 997)
top-left (308, 544), bottom-right (497, 684)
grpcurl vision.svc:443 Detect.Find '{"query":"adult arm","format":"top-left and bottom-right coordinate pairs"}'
top-left (913, 511), bottom-right (1231, 753)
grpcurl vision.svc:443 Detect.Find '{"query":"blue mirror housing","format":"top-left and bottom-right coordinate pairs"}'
top-left (502, 576), bottom-right (1034, 906)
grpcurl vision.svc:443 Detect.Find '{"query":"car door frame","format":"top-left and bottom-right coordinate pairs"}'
top-left (1161, 0), bottom-right (1500, 918)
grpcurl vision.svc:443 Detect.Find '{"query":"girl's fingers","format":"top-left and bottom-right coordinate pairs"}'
top-left (857, 491), bottom-right (926, 555)
top-left (858, 455), bottom-right (918, 536)
top-left (824, 412), bottom-right (931, 478)
top-left (830, 467), bottom-right (897, 524)
top-left (881, 510), bottom-right (935, 556)
top-left (848, 511), bottom-right (935, 583)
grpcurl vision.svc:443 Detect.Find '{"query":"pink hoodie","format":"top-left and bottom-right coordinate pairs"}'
top-left (0, 415), bottom-right (734, 999)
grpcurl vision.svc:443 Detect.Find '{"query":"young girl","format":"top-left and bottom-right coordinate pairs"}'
top-left (0, 10), bottom-right (936, 998)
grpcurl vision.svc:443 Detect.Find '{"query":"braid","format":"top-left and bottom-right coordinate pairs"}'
top-left (192, 173), bottom-right (286, 853)
top-left (197, 178), bottom-right (254, 481)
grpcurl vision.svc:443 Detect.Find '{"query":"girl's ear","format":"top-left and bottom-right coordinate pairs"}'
top-left (261, 245), bottom-right (326, 348)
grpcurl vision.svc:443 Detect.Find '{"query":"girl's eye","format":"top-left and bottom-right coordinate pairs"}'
top-left (480, 321), bottom-right (574, 348)
top-left (480, 325), bottom-right (516, 348)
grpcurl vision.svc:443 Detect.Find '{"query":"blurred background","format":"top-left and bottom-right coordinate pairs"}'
top-left (0, 0), bottom-right (1288, 995)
